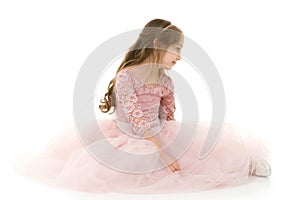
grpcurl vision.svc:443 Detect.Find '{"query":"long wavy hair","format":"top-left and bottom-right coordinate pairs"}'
top-left (99, 19), bottom-right (183, 114)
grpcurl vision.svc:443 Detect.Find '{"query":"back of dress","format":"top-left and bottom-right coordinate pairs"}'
top-left (114, 68), bottom-right (176, 138)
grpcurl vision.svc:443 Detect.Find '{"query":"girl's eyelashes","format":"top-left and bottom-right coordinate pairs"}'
top-left (168, 46), bottom-right (181, 54)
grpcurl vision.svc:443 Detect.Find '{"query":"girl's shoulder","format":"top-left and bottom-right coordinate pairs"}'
top-left (115, 68), bottom-right (144, 89)
top-left (116, 67), bottom-right (174, 92)
top-left (116, 68), bottom-right (134, 80)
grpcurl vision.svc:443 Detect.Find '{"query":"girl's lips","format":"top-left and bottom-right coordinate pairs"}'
top-left (172, 61), bottom-right (176, 64)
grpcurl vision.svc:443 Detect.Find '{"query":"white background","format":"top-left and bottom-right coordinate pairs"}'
top-left (1, 0), bottom-right (300, 199)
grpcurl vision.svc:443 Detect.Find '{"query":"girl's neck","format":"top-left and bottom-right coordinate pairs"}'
top-left (129, 63), bottom-right (164, 84)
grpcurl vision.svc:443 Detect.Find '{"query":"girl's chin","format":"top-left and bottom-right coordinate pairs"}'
top-left (164, 66), bottom-right (173, 70)
top-left (160, 64), bottom-right (173, 70)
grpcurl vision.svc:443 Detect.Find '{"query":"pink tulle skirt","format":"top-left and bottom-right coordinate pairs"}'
top-left (13, 119), bottom-right (270, 194)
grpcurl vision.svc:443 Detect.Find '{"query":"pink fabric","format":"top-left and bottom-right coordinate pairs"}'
top-left (114, 68), bottom-right (175, 137)
top-left (13, 68), bottom-right (270, 194)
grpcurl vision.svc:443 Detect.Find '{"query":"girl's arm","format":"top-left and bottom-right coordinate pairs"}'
top-left (141, 129), bottom-right (162, 152)
top-left (160, 75), bottom-right (176, 121)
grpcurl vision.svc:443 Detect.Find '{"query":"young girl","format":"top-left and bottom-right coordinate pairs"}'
top-left (14, 19), bottom-right (271, 194)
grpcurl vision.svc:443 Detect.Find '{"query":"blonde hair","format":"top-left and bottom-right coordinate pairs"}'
top-left (99, 19), bottom-right (183, 114)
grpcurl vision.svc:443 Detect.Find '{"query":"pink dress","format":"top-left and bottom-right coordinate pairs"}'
top-left (13, 68), bottom-right (270, 194)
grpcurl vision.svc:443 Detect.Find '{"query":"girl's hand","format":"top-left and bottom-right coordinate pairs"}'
top-left (159, 151), bottom-right (181, 173)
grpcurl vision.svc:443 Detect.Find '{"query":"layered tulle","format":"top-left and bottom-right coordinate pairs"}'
top-left (13, 119), bottom-right (270, 194)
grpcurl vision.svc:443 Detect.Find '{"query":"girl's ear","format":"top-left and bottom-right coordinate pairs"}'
top-left (153, 38), bottom-right (159, 49)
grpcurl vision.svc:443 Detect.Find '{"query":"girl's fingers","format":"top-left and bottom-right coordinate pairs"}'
top-left (169, 164), bottom-right (176, 172)
top-left (170, 165), bottom-right (175, 172)
top-left (174, 162), bottom-right (181, 171)
top-left (169, 163), bottom-right (180, 173)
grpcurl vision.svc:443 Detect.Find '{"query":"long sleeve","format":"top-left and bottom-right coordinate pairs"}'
top-left (115, 70), bottom-right (151, 136)
top-left (160, 75), bottom-right (176, 121)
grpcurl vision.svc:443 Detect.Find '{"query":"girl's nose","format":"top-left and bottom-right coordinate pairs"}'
top-left (176, 54), bottom-right (181, 60)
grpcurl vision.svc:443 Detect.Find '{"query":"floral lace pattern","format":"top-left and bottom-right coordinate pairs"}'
top-left (115, 68), bottom-right (176, 136)
top-left (160, 91), bottom-right (175, 121)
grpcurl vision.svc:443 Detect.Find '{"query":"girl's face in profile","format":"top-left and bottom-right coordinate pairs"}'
top-left (161, 36), bottom-right (184, 69)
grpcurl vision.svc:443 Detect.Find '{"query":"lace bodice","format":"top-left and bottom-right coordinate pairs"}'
top-left (114, 68), bottom-right (175, 138)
